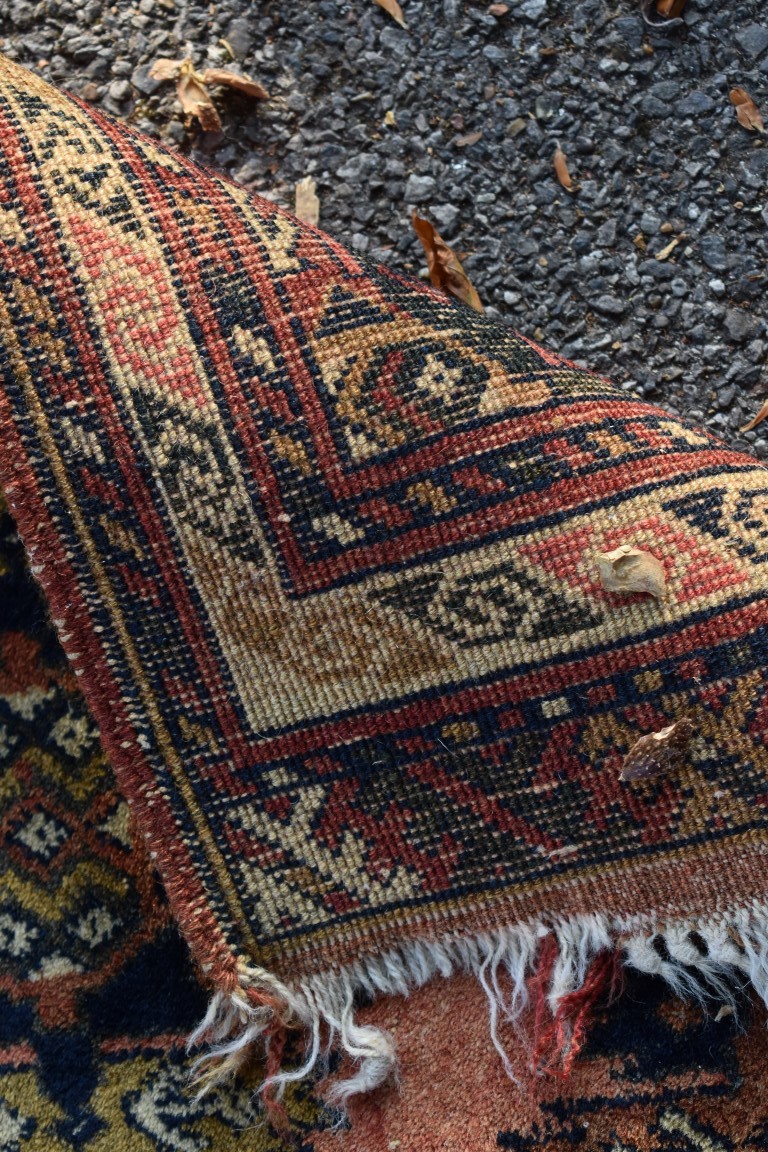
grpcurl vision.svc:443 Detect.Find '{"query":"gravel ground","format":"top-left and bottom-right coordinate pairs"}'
top-left (2, 0), bottom-right (767, 457)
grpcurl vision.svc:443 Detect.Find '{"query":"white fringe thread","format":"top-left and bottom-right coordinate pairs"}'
top-left (187, 899), bottom-right (768, 1107)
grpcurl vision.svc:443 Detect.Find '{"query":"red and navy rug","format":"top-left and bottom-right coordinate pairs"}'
top-left (0, 54), bottom-right (766, 1109)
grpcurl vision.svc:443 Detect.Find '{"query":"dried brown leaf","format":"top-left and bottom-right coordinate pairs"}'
top-left (200, 67), bottom-right (269, 101)
top-left (150, 58), bottom-right (268, 133)
top-left (553, 144), bottom-right (575, 192)
top-left (656, 0), bottom-right (687, 16)
top-left (295, 176), bottom-right (320, 227)
top-left (655, 233), bottom-right (685, 261)
top-left (597, 544), bottom-right (667, 598)
top-left (176, 61), bottom-right (221, 132)
top-left (639, 0), bottom-right (685, 27)
top-left (740, 399), bottom-right (768, 432)
top-left (454, 130), bottom-right (483, 148)
top-left (730, 87), bottom-right (766, 134)
top-left (148, 57), bottom-right (184, 81)
top-left (619, 719), bottom-right (694, 782)
top-left (412, 215), bottom-right (483, 313)
top-left (373, 0), bottom-right (408, 29)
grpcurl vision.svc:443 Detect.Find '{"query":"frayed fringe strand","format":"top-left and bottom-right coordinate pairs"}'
top-left (188, 899), bottom-right (768, 1109)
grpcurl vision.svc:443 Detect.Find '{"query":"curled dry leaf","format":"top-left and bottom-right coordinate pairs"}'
top-left (454, 130), bottom-right (483, 148)
top-left (730, 87), bottom-right (766, 134)
top-left (176, 59), bottom-right (221, 132)
top-left (597, 544), bottom-right (667, 599)
top-left (655, 233), bottom-right (685, 262)
top-left (201, 67), bottom-right (269, 101)
top-left (148, 57), bottom-right (183, 82)
top-left (373, 0), bottom-right (408, 29)
top-left (149, 57), bottom-right (268, 134)
top-left (412, 215), bottom-right (483, 313)
top-left (619, 718), bottom-right (694, 782)
top-left (740, 399), bottom-right (768, 433)
top-left (295, 176), bottom-right (320, 227)
top-left (655, 0), bottom-right (688, 17)
top-left (639, 0), bottom-right (685, 28)
top-left (553, 144), bottom-right (575, 192)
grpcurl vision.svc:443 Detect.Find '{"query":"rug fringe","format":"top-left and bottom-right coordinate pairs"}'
top-left (187, 899), bottom-right (768, 1108)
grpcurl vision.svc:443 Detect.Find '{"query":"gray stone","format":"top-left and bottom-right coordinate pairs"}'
top-left (130, 62), bottom-right (163, 96)
top-left (709, 278), bottom-right (726, 297)
top-left (638, 260), bottom-right (675, 281)
top-left (165, 120), bottom-right (186, 145)
top-left (380, 27), bottom-right (409, 54)
top-left (700, 234), bottom-right (727, 272)
top-left (404, 174), bottom-right (437, 202)
top-left (225, 17), bottom-right (253, 58)
top-left (107, 78), bottom-right (130, 102)
top-left (520, 0), bottom-right (548, 19)
top-left (745, 149), bottom-right (768, 177)
top-left (612, 16), bottom-right (645, 49)
top-left (677, 91), bottom-right (716, 116)
top-left (66, 36), bottom-right (100, 64)
top-left (431, 203), bottom-right (460, 231)
top-left (591, 294), bottom-right (626, 317)
top-left (640, 210), bottom-right (661, 234)
top-left (8, 1), bottom-right (34, 29)
top-left (575, 136), bottom-right (595, 154)
top-left (650, 81), bottom-right (680, 101)
top-left (336, 156), bottom-right (371, 183)
top-left (725, 308), bottom-right (758, 342)
top-left (640, 96), bottom-right (670, 119)
top-left (736, 23), bottom-right (768, 57)
top-left (595, 219), bottom-right (617, 247)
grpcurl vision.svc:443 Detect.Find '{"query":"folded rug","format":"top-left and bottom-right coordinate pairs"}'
top-left (0, 53), bottom-right (767, 1111)
top-left (3, 491), bottom-right (768, 1151)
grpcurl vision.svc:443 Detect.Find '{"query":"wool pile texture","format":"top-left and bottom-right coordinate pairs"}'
top-left (2, 490), bottom-right (768, 1150)
top-left (0, 54), bottom-right (767, 1109)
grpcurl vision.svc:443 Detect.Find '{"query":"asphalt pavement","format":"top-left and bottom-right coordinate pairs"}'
top-left (2, 0), bottom-right (767, 455)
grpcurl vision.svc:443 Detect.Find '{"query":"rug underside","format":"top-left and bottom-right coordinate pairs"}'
top-left (0, 54), bottom-right (767, 1104)
top-left (3, 489), bottom-right (767, 1149)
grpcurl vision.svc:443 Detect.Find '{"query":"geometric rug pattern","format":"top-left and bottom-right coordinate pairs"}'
top-left (2, 490), bottom-right (767, 1149)
top-left (0, 59), bottom-right (766, 987)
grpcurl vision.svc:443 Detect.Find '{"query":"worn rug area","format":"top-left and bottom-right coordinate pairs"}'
top-left (0, 53), bottom-right (767, 1106)
top-left (2, 491), bottom-right (767, 1150)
